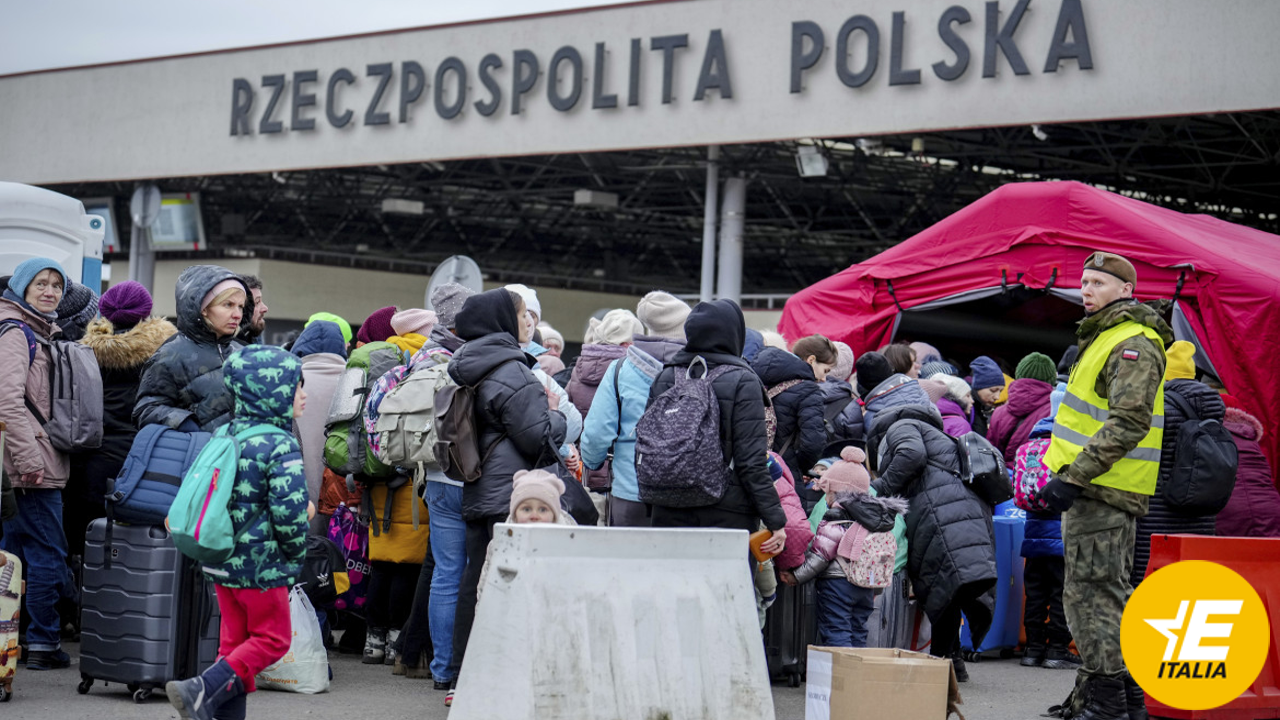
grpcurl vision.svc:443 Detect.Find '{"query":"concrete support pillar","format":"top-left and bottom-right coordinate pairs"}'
top-left (699, 145), bottom-right (720, 303)
top-left (716, 175), bottom-right (747, 304)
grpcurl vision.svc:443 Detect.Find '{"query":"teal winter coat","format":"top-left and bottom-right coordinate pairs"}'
top-left (579, 346), bottom-right (664, 503)
top-left (200, 345), bottom-right (309, 590)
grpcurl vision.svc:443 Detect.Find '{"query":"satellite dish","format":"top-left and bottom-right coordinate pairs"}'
top-left (424, 255), bottom-right (483, 310)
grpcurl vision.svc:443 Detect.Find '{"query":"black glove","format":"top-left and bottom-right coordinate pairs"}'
top-left (1035, 475), bottom-right (1084, 513)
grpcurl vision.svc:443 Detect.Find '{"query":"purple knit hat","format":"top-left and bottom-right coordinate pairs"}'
top-left (356, 306), bottom-right (398, 344)
top-left (99, 281), bottom-right (153, 327)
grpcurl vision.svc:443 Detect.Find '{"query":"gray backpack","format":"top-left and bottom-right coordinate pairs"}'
top-left (634, 357), bottom-right (734, 508)
top-left (0, 319), bottom-right (103, 452)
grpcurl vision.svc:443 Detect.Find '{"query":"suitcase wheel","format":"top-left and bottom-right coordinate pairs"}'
top-left (0, 684), bottom-right (10, 702)
top-left (788, 671), bottom-right (802, 688)
top-left (77, 676), bottom-right (93, 695)
top-left (133, 687), bottom-right (153, 704)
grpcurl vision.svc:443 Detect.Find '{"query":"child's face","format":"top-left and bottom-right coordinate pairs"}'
top-left (292, 384), bottom-right (307, 419)
top-left (514, 498), bottom-right (556, 524)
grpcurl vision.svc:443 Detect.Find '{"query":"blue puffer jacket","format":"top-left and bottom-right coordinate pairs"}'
top-left (580, 346), bottom-right (663, 503)
top-left (201, 345), bottom-right (310, 590)
top-left (1020, 415), bottom-right (1063, 558)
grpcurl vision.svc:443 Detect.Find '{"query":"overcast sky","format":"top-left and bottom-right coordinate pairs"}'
top-left (1, 0), bottom-right (637, 75)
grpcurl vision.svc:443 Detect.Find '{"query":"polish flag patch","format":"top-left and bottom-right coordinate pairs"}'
top-left (1122, 349), bottom-right (1141, 361)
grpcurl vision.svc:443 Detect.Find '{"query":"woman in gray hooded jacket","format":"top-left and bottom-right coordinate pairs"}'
top-left (133, 265), bottom-right (255, 432)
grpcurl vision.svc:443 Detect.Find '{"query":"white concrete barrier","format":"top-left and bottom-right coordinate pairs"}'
top-left (451, 525), bottom-right (775, 720)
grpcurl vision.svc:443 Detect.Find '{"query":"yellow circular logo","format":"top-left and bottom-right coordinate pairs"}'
top-left (1122, 560), bottom-right (1270, 711)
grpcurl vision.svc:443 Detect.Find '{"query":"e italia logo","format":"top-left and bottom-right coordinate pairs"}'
top-left (1121, 561), bottom-right (1270, 711)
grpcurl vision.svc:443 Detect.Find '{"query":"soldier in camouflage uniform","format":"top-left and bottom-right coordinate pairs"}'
top-left (167, 345), bottom-right (311, 720)
top-left (1036, 253), bottom-right (1172, 720)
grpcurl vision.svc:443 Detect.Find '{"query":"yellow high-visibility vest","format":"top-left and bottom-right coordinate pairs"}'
top-left (1044, 321), bottom-right (1165, 495)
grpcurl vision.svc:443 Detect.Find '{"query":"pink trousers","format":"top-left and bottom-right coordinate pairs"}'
top-left (215, 585), bottom-right (292, 692)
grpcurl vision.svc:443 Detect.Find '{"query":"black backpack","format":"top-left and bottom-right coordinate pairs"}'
top-left (1162, 390), bottom-right (1238, 516)
top-left (930, 431), bottom-right (1014, 506)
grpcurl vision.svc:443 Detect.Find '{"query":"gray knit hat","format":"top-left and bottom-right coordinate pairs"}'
top-left (56, 281), bottom-right (99, 341)
top-left (920, 360), bottom-right (959, 379)
top-left (636, 291), bottom-right (691, 340)
top-left (430, 282), bottom-right (477, 331)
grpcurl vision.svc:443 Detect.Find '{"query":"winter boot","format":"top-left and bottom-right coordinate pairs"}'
top-left (1045, 646), bottom-right (1083, 670)
top-left (1074, 676), bottom-right (1128, 720)
top-left (363, 627), bottom-right (387, 665)
top-left (1022, 644), bottom-right (1047, 667)
top-left (950, 651), bottom-right (970, 683)
top-left (1123, 674), bottom-right (1148, 720)
top-left (385, 628), bottom-right (401, 667)
top-left (165, 658), bottom-right (244, 720)
top-left (213, 692), bottom-right (247, 720)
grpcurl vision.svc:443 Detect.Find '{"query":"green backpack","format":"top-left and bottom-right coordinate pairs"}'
top-left (323, 341), bottom-right (403, 478)
top-left (170, 424), bottom-right (290, 564)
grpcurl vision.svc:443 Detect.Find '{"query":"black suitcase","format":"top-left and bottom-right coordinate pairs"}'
top-left (78, 519), bottom-right (220, 703)
top-left (763, 580), bottom-right (817, 687)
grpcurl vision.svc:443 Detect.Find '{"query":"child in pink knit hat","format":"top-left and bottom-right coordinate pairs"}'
top-left (790, 447), bottom-right (908, 647)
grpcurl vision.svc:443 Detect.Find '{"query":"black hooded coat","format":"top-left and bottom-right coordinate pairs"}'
top-left (750, 347), bottom-right (826, 496)
top-left (868, 404), bottom-right (997, 640)
top-left (447, 289), bottom-right (568, 521)
top-left (132, 266), bottom-right (254, 431)
top-left (647, 300), bottom-right (787, 531)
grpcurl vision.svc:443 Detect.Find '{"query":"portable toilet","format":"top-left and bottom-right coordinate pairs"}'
top-left (0, 181), bottom-right (105, 291)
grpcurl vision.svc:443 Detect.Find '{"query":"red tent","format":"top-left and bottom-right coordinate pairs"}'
top-left (780, 181), bottom-right (1280, 476)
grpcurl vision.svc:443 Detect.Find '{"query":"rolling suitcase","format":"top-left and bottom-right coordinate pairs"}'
top-left (0, 551), bottom-right (20, 702)
top-left (763, 580), bottom-right (817, 687)
top-left (0, 422), bottom-right (17, 702)
top-left (77, 518), bottom-right (220, 703)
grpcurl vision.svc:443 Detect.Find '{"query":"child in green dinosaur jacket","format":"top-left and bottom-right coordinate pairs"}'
top-left (166, 345), bottom-right (310, 720)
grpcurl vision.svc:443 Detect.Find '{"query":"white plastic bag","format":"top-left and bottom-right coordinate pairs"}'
top-left (255, 584), bottom-right (330, 694)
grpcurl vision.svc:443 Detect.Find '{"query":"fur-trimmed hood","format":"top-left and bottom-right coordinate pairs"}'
top-left (81, 316), bottom-right (177, 370)
top-left (1225, 407), bottom-right (1264, 442)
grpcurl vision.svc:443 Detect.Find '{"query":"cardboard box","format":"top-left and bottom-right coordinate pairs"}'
top-left (805, 647), bottom-right (955, 720)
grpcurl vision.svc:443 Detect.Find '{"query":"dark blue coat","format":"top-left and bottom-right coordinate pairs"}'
top-left (750, 347), bottom-right (826, 488)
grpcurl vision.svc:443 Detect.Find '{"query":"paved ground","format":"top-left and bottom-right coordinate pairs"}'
top-left (11, 643), bottom-right (1076, 719)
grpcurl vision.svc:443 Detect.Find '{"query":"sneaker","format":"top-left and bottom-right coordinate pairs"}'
top-left (1021, 645), bottom-right (1047, 667)
top-left (25, 648), bottom-right (71, 671)
top-left (1044, 647), bottom-right (1083, 670)
top-left (433, 679), bottom-right (451, 691)
top-left (384, 629), bottom-right (400, 667)
top-left (445, 688), bottom-right (456, 707)
top-left (950, 653), bottom-right (970, 683)
top-left (363, 628), bottom-right (387, 665)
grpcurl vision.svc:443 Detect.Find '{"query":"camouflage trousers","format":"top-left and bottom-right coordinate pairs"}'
top-left (1062, 496), bottom-right (1137, 679)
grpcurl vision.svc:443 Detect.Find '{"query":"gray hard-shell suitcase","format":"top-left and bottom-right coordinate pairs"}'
top-left (77, 519), bottom-right (220, 703)
top-left (763, 580), bottom-right (817, 687)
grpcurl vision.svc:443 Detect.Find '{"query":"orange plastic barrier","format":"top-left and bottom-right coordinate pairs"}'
top-left (1142, 534), bottom-right (1280, 720)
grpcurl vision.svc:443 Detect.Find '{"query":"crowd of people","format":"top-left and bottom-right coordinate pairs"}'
top-left (2, 250), bottom-right (1278, 720)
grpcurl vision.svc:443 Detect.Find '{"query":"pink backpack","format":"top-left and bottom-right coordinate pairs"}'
top-left (838, 531), bottom-right (897, 590)
top-left (1013, 438), bottom-right (1053, 512)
